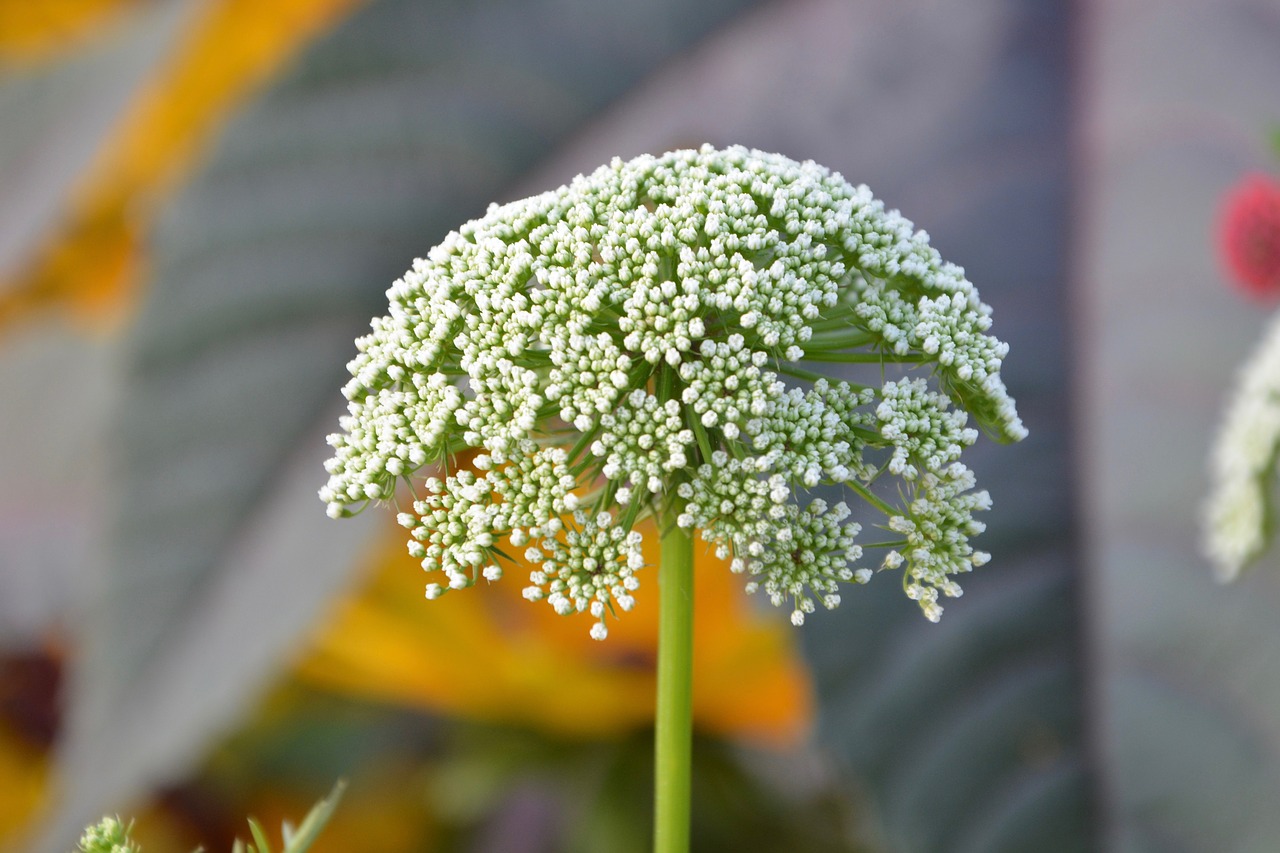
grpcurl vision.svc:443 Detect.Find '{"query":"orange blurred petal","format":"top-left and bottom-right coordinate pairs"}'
top-left (297, 518), bottom-right (813, 747)
top-left (0, 0), bottom-right (368, 332)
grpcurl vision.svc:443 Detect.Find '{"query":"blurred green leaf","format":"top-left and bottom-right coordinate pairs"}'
top-left (427, 725), bottom-right (857, 853)
top-left (774, 2), bottom-right (1094, 850)
top-left (246, 819), bottom-right (274, 853)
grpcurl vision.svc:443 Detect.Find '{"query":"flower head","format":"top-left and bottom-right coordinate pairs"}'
top-left (1219, 173), bottom-right (1280, 300)
top-left (1205, 310), bottom-right (1280, 579)
top-left (322, 145), bottom-right (1024, 635)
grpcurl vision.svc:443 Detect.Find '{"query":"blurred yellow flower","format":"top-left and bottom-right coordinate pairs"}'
top-left (298, 517), bottom-right (813, 747)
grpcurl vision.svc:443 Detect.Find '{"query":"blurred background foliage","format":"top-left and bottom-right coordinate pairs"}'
top-left (0, 0), bottom-right (1278, 851)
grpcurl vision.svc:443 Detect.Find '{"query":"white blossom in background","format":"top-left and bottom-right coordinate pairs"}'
top-left (1205, 312), bottom-right (1280, 580)
top-left (321, 145), bottom-right (1026, 636)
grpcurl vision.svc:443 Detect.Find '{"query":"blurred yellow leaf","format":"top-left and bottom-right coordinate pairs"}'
top-left (298, 517), bottom-right (813, 748)
top-left (0, 0), bottom-right (139, 62)
top-left (0, 0), bottom-right (367, 331)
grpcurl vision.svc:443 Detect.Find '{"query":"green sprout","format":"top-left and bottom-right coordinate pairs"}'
top-left (75, 782), bottom-right (344, 853)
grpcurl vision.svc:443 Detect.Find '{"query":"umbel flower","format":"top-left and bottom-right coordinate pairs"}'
top-left (321, 145), bottom-right (1025, 638)
top-left (1205, 311), bottom-right (1280, 579)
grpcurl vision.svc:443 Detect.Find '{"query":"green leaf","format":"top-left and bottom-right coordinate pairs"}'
top-left (246, 819), bottom-right (274, 853)
top-left (279, 780), bottom-right (346, 853)
top-left (790, 2), bottom-right (1095, 850)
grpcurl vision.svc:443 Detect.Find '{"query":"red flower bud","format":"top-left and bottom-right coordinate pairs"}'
top-left (1219, 173), bottom-right (1280, 299)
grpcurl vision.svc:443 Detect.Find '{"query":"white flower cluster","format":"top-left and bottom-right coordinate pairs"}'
top-left (749, 378), bottom-right (877, 487)
top-left (323, 145), bottom-right (1024, 634)
top-left (841, 215), bottom-right (1027, 443)
top-left (678, 334), bottom-right (781, 440)
top-left (877, 378), bottom-right (978, 480)
top-left (676, 457), bottom-right (863, 625)
top-left (591, 389), bottom-right (693, 493)
top-left (522, 510), bottom-right (643, 640)
top-left (1205, 313), bottom-right (1280, 579)
top-left (886, 463), bottom-right (992, 622)
top-left (746, 499), bottom-right (862, 627)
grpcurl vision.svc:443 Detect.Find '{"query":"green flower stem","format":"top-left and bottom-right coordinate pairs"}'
top-left (803, 351), bottom-right (929, 364)
top-left (803, 329), bottom-right (876, 349)
top-left (777, 363), bottom-right (834, 384)
top-left (655, 491), bottom-right (694, 853)
top-left (848, 479), bottom-right (897, 517)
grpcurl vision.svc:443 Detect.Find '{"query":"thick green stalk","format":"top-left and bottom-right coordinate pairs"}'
top-left (655, 493), bottom-right (694, 853)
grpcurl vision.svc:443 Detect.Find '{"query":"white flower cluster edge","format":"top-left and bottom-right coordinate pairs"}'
top-left (1206, 311), bottom-right (1280, 580)
top-left (321, 145), bottom-right (1025, 637)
